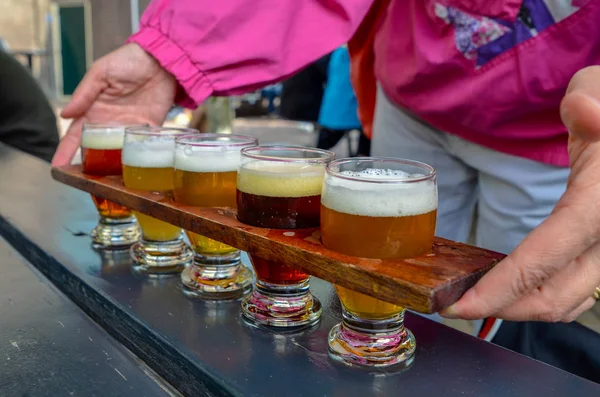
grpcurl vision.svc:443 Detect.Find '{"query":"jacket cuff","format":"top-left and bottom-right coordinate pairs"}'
top-left (127, 27), bottom-right (213, 108)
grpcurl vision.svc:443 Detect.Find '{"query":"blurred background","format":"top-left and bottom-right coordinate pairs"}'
top-left (0, 0), bottom-right (362, 159)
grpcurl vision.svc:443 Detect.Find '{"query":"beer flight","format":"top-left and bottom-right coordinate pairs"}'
top-left (81, 124), bottom-right (438, 369)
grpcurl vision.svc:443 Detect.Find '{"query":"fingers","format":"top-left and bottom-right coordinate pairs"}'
top-left (441, 200), bottom-right (596, 320)
top-left (51, 118), bottom-right (84, 167)
top-left (441, 65), bottom-right (600, 321)
top-left (493, 240), bottom-right (600, 322)
top-left (61, 65), bottom-right (107, 119)
top-left (561, 66), bottom-right (600, 142)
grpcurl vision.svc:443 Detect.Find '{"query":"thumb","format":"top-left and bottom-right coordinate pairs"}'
top-left (51, 118), bottom-right (84, 167)
top-left (560, 66), bottom-right (600, 142)
top-left (61, 66), bottom-right (106, 119)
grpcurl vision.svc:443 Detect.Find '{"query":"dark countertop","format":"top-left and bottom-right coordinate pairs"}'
top-left (0, 236), bottom-right (172, 397)
top-left (1, 143), bottom-right (599, 396)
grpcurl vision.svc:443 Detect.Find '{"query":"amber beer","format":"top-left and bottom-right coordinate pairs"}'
top-left (173, 134), bottom-right (257, 299)
top-left (81, 127), bottom-right (131, 218)
top-left (322, 201), bottom-right (437, 318)
top-left (237, 146), bottom-right (334, 328)
top-left (321, 178), bottom-right (437, 318)
top-left (81, 125), bottom-right (139, 248)
top-left (173, 147), bottom-right (239, 255)
top-left (176, 166), bottom-right (238, 255)
top-left (122, 126), bottom-right (198, 273)
top-left (321, 158), bottom-right (438, 368)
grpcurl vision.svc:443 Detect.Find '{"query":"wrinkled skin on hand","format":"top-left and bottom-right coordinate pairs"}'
top-left (442, 66), bottom-right (600, 323)
top-left (51, 43), bottom-right (177, 166)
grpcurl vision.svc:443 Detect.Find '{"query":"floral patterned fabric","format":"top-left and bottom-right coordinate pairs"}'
top-left (435, 0), bottom-right (590, 67)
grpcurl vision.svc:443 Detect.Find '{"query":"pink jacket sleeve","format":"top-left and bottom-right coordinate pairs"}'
top-left (127, 0), bottom-right (373, 108)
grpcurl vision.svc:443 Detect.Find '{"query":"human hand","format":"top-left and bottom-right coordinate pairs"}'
top-left (441, 66), bottom-right (600, 322)
top-left (51, 43), bottom-right (177, 166)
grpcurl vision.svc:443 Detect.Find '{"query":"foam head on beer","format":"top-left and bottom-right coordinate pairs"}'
top-left (81, 126), bottom-right (125, 150)
top-left (237, 161), bottom-right (325, 198)
top-left (321, 166), bottom-right (438, 260)
top-left (322, 168), bottom-right (437, 218)
top-left (174, 142), bottom-right (241, 173)
top-left (122, 137), bottom-right (177, 169)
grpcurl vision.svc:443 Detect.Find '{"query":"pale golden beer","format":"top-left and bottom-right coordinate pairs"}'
top-left (122, 165), bottom-right (181, 241)
top-left (321, 157), bottom-right (438, 367)
top-left (122, 126), bottom-right (198, 273)
top-left (173, 135), bottom-right (252, 255)
top-left (174, 170), bottom-right (237, 207)
top-left (81, 124), bottom-right (140, 248)
top-left (173, 167), bottom-right (238, 255)
top-left (173, 134), bottom-right (257, 299)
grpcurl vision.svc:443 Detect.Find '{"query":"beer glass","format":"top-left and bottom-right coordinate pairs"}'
top-left (173, 134), bottom-right (257, 299)
top-left (321, 158), bottom-right (437, 368)
top-left (237, 146), bottom-right (335, 328)
top-left (122, 126), bottom-right (198, 274)
top-left (81, 124), bottom-right (141, 248)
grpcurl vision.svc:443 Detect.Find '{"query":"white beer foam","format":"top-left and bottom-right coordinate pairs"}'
top-left (81, 128), bottom-right (125, 149)
top-left (237, 161), bottom-right (325, 197)
top-left (122, 139), bottom-right (176, 168)
top-left (174, 144), bottom-right (241, 172)
top-left (321, 168), bottom-right (438, 217)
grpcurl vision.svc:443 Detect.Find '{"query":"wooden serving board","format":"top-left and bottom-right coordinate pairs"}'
top-left (51, 165), bottom-right (505, 313)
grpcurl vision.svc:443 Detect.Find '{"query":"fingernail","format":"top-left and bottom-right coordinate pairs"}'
top-left (584, 93), bottom-right (600, 109)
top-left (439, 304), bottom-right (458, 319)
top-left (560, 105), bottom-right (572, 131)
top-left (562, 94), bottom-right (600, 131)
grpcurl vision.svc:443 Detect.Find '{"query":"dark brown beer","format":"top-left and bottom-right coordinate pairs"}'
top-left (238, 146), bottom-right (334, 328)
top-left (237, 161), bottom-right (326, 284)
top-left (250, 256), bottom-right (309, 285)
top-left (236, 161), bottom-right (324, 228)
top-left (236, 191), bottom-right (320, 228)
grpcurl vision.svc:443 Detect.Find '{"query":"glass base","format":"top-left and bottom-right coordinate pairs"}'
top-left (328, 310), bottom-right (416, 369)
top-left (181, 251), bottom-right (253, 300)
top-left (130, 236), bottom-right (193, 275)
top-left (241, 279), bottom-right (322, 329)
top-left (91, 216), bottom-right (140, 249)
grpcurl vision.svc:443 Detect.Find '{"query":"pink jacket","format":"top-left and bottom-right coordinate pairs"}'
top-left (129, 0), bottom-right (600, 166)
